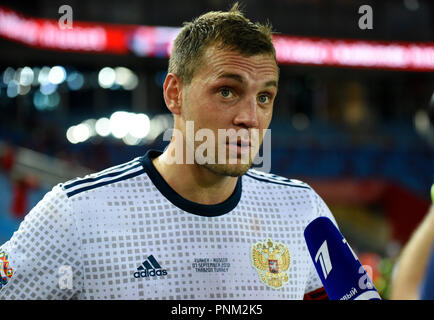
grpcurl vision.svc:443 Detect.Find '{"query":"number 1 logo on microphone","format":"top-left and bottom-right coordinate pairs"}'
top-left (315, 239), bottom-right (360, 279)
top-left (315, 240), bottom-right (333, 279)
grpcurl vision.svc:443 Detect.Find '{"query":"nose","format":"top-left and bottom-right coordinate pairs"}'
top-left (233, 96), bottom-right (259, 129)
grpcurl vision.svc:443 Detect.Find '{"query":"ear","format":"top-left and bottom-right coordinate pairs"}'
top-left (163, 73), bottom-right (183, 115)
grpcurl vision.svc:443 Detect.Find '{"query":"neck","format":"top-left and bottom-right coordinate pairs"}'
top-left (152, 144), bottom-right (238, 205)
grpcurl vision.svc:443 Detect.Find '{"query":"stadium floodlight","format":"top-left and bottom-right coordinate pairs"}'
top-left (40, 83), bottom-right (57, 95)
top-left (67, 71), bottom-right (84, 91)
top-left (31, 67), bottom-right (40, 86)
top-left (38, 66), bottom-right (51, 86)
top-left (146, 120), bottom-right (162, 142)
top-left (46, 92), bottom-right (61, 109)
top-left (18, 84), bottom-right (31, 96)
top-left (66, 123), bottom-right (91, 144)
top-left (73, 123), bottom-right (91, 143)
top-left (129, 113), bottom-right (150, 139)
top-left (109, 111), bottom-right (131, 139)
top-left (122, 134), bottom-right (142, 146)
top-left (69, 113), bottom-right (154, 143)
top-left (33, 91), bottom-right (48, 110)
top-left (98, 67), bottom-right (116, 89)
top-left (95, 117), bottom-right (111, 137)
top-left (33, 91), bottom-right (60, 111)
top-left (2, 67), bottom-right (15, 85)
top-left (113, 67), bottom-right (139, 90)
top-left (122, 73), bottom-right (138, 90)
top-left (83, 119), bottom-right (97, 137)
top-left (114, 67), bottom-right (132, 86)
top-left (18, 67), bottom-right (34, 86)
top-left (48, 66), bottom-right (67, 85)
top-left (6, 80), bottom-right (19, 98)
top-left (66, 126), bottom-right (78, 144)
top-left (13, 67), bottom-right (22, 83)
top-left (145, 114), bottom-right (173, 142)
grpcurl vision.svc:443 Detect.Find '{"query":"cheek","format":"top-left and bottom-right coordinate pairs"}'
top-left (258, 107), bottom-right (273, 129)
top-left (196, 100), bottom-right (225, 125)
top-left (187, 102), bottom-right (221, 132)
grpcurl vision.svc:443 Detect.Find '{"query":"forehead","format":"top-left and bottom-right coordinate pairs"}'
top-left (193, 45), bottom-right (279, 85)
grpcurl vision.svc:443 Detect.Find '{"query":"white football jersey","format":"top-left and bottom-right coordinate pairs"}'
top-left (0, 149), bottom-right (337, 300)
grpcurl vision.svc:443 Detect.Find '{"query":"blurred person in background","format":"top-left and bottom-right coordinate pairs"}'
top-left (390, 183), bottom-right (434, 300)
top-left (9, 175), bottom-right (39, 220)
top-left (0, 143), bottom-right (16, 178)
top-left (0, 3), bottom-right (340, 300)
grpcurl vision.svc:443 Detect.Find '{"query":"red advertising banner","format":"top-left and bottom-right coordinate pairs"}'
top-left (1, 6), bottom-right (434, 71)
top-left (273, 35), bottom-right (434, 71)
top-left (0, 6), bottom-right (135, 54)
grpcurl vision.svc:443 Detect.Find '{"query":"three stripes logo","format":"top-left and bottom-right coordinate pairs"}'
top-left (134, 255), bottom-right (168, 278)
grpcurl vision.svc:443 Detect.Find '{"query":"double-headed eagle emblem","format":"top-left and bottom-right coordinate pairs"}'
top-left (251, 238), bottom-right (291, 289)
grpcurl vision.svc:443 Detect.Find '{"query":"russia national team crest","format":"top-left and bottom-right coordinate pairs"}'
top-left (251, 238), bottom-right (290, 289)
top-left (0, 250), bottom-right (14, 290)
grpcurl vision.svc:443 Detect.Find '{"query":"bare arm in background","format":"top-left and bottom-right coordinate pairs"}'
top-left (390, 203), bottom-right (434, 300)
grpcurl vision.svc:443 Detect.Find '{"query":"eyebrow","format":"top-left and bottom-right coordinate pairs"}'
top-left (217, 73), bottom-right (278, 89)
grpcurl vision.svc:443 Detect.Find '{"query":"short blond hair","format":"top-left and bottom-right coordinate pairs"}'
top-left (168, 2), bottom-right (277, 85)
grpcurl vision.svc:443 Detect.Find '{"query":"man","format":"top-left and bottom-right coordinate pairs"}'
top-left (390, 184), bottom-right (434, 300)
top-left (0, 4), bottom-right (337, 300)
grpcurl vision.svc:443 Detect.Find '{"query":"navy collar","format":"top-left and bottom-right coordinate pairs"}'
top-left (140, 149), bottom-right (242, 217)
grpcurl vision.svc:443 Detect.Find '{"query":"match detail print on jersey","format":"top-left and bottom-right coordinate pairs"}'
top-left (251, 238), bottom-right (291, 289)
top-left (192, 257), bottom-right (231, 273)
top-left (0, 250), bottom-right (14, 290)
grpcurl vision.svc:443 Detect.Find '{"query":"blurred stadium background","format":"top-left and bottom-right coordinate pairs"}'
top-left (0, 0), bottom-right (433, 299)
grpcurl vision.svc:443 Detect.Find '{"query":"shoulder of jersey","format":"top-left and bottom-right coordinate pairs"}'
top-left (60, 157), bottom-right (145, 198)
top-left (245, 168), bottom-right (312, 190)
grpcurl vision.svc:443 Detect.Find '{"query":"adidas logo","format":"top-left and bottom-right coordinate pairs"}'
top-left (134, 255), bottom-right (168, 278)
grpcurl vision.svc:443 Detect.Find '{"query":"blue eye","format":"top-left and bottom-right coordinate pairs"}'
top-left (258, 95), bottom-right (270, 104)
top-left (220, 88), bottom-right (232, 98)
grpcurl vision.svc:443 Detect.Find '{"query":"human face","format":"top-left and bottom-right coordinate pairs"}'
top-left (180, 44), bottom-right (279, 177)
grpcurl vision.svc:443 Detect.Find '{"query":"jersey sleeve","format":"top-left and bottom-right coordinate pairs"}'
top-left (303, 189), bottom-right (339, 300)
top-left (0, 184), bottom-right (83, 299)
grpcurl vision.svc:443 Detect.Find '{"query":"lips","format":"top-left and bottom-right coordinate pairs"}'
top-left (226, 137), bottom-right (251, 147)
top-left (237, 138), bottom-right (250, 147)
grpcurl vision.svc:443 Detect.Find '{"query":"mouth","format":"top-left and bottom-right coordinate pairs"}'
top-left (238, 138), bottom-right (251, 147)
top-left (225, 138), bottom-right (252, 156)
top-left (226, 137), bottom-right (251, 146)
top-left (226, 139), bottom-right (251, 148)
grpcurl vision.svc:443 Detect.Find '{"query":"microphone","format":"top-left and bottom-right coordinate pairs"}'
top-left (304, 216), bottom-right (381, 300)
